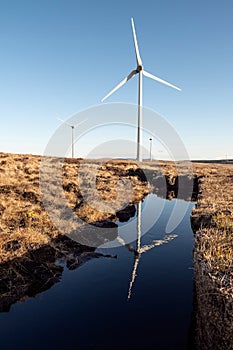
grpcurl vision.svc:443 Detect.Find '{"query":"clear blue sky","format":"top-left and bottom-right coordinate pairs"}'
top-left (0, 0), bottom-right (232, 159)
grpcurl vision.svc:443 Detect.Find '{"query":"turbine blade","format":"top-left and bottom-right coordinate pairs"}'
top-left (127, 256), bottom-right (140, 300)
top-left (101, 70), bottom-right (137, 102)
top-left (131, 18), bottom-right (142, 66)
top-left (74, 118), bottom-right (88, 128)
top-left (57, 118), bottom-right (73, 127)
top-left (143, 70), bottom-right (181, 91)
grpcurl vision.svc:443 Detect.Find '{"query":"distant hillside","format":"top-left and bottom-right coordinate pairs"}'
top-left (192, 159), bottom-right (233, 164)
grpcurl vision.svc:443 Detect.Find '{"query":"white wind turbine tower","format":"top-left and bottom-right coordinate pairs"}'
top-left (57, 118), bottom-right (87, 158)
top-left (101, 18), bottom-right (181, 161)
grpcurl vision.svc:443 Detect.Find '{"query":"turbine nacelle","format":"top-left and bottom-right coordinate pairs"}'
top-left (136, 65), bottom-right (143, 72)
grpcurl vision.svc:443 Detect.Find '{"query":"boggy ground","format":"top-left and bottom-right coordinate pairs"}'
top-left (190, 162), bottom-right (233, 350)
top-left (0, 153), bottom-right (151, 311)
top-left (0, 152), bottom-right (233, 348)
top-left (191, 162), bottom-right (233, 298)
top-left (0, 152), bottom-right (196, 263)
top-left (0, 153), bottom-right (232, 282)
top-left (0, 152), bottom-right (181, 312)
top-left (0, 153), bottom-right (151, 263)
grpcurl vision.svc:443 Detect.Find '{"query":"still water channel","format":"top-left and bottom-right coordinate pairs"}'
top-left (0, 194), bottom-right (195, 350)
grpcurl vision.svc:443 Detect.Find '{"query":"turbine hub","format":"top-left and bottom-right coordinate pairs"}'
top-left (137, 65), bottom-right (143, 72)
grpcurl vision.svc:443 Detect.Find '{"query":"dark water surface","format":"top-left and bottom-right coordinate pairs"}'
top-left (0, 195), bottom-right (195, 350)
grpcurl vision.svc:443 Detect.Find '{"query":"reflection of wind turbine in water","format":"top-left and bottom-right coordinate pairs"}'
top-left (117, 202), bottom-right (177, 300)
top-left (57, 118), bottom-right (87, 158)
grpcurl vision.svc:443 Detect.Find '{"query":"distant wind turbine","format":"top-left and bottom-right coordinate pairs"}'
top-left (57, 118), bottom-right (87, 158)
top-left (101, 18), bottom-right (181, 161)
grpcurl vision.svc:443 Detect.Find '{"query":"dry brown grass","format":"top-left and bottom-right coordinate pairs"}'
top-left (191, 162), bottom-right (233, 298)
top-left (0, 153), bottom-right (150, 264)
top-left (0, 152), bottom-right (232, 299)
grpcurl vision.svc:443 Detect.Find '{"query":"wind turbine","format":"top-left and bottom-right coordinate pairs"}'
top-left (57, 118), bottom-right (87, 158)
top-left (101, 18), bottom-right (181, 161)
